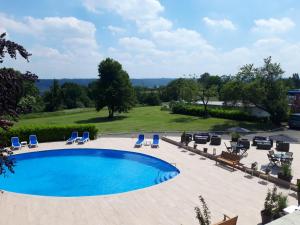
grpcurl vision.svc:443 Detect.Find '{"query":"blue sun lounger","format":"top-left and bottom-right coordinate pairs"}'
top-left (135, 134), bottom-right (144, 147)
top-left (11, 137), bottom-right (21, 150)
top-left (66, 131), bottom-right (78, 144)
top-left (29, 135), bottom-right (38, 148)
top-left (78, 132), bottom-right (90, 144)
top-left (151, 134), bottom-right (159, 148)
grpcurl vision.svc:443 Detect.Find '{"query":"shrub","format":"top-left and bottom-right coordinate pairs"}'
top-left (171, 102), bottom-right (267, 122)
top-left (0, 124), bottom-right (98, 147)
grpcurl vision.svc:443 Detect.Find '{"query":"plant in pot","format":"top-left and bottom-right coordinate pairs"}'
top-left (277, 163), bottom-right (293, 182)
top-left (231, 132), bottom-right (240, 142)
top-left (261, 186), bottom-right (288, 224)
top-left (261, 186), bottom-right (278, 224)
top-left (195, 195), bottom-right (211, 225)
top-left (273, 194), bottom-right (287, 219)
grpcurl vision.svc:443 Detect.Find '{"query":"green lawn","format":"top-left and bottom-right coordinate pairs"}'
top-left (16, 106), bottom-right (274, 133)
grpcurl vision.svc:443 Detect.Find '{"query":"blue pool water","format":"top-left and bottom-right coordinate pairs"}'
top-left (0, 149), bottom-right (179, 197)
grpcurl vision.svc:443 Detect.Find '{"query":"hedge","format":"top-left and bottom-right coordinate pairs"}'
top-left (171, 103), bottom-right (267, 122)
top-left (0, 124), bottom-right (98, 147)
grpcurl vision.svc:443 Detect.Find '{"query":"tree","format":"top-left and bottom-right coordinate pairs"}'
top-left (0, 32), bottom-right (38, 175)
top-left (197, 85), bottom-right (217, 116)
top-left (61, 82), bottom-right (91, 109)
top-left (238, 57), bottom-right (288, 125)
top-left (164, 78), bottom-right (198, 102)
top-left (95, 58), bottom-right (135, 118)
top-left (43, 80), bottom-right (62, 111)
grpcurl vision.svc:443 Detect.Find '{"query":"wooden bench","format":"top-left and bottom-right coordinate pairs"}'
top-left (213, 215), bottom-right (238, 225)
top-left (216, 151), bottom-right (240, 171)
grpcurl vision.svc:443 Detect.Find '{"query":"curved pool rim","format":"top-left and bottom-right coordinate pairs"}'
top-left (0, 148), bottom-right (180, 198)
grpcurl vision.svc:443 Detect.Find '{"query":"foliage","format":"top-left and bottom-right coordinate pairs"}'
top-left (171, 103), bottom-right (265, 122)
top-left (263, 186), bottom-right (288, 218)
top-left (0, 32), bottom-right (38, 175)
top-left (280, 163), bottom-right (292, 177)
top-left (0, 124), bottom-right (98, 147)
top-left (0, 149), bottom-right (15, 176)
top-left (231, 132), bottom-right (241, 140)
top-left (197, 85), bottom-right (217, 116)
top-left (95, 58), bottom-right (135, 118)
top-left (195, 195), bottom-right (211, 225)
top-left (43, 80), bottom-right (63, 112)
top-left (61, 82), bottom-right (92, 109)
top-left (163, 78), bottom-right (198, 102)
top-left (134, 86), bottom-right (161, 106)
top-left (237, 57), bottom-right (288, 124)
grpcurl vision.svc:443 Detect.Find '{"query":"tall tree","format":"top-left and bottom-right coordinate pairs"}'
top-left (43, 80), bottom-right (62, 111)
top-left (164, 78), bottom-right (198, 102)
top-left (95, 58), bottom-right (135, 118)
top-left (239, 57), bottom-right (288, 124)
top-left (0, 32), bottom-right (37, 175)
top-left (198, 85), bottom-right (217, 116)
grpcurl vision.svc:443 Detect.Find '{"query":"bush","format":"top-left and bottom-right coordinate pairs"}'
top-left (0, 124), bottom-right (98, 147)
top-left (171, 102), bottom-right (267, 122)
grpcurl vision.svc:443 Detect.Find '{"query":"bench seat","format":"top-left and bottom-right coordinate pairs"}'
top-left (216, 151), bottom-right (240, 170)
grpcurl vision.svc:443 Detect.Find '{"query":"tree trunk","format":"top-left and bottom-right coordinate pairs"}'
top-left (108, 108), bottom-right (114, 118)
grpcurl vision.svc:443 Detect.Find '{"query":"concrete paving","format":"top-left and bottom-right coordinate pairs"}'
top-left (0, 136), bottom-right (298, 225)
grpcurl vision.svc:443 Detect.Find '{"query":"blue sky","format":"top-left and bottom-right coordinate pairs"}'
top-left (1, 0), bottom-right (300, 78)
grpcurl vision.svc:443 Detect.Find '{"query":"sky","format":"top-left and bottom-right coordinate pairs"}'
top-left (1, 0), bottom-right (300, 79)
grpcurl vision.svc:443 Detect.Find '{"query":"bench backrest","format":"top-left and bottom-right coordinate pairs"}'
top-left (220, 151), bottom-right (240, 162)
top-left (213, 216), bottom-right (238, 225)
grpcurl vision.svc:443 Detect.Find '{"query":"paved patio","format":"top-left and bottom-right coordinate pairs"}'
top-left (0, 136), bottom-right (297, 225)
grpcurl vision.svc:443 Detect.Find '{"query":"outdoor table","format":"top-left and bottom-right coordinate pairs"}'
top-left (231, 143), bottom-right (244, 154)
top-left (21, 141), bottom-right (27, 147)
top-left (144, 140), bottom-right (151, 146)
top-left (274, 152), bottom-right (293, 165)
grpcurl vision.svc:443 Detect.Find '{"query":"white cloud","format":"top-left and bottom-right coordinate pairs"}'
top-left (0, 13), bottom-right (102, 78)
top-left (107, 25), bottom-right (126, 35)
top-left (203, 17), bottom-right (236, 30)
top-left (82, 0), bottom-right (172, 33)
top-left (252, 17), bottom-right (295, 33)
top-left (152, 28), bottom-right (214, 51)
top-left (83, 0), bottom-right (164, 20)
top-left (119, 37), bottom-right (156, 51)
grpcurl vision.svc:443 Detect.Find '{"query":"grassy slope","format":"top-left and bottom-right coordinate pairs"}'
top-left (16, 106), bottom-right (274, 133)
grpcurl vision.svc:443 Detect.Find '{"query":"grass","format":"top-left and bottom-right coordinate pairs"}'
top-left (15, 106), bottom-right (276, 133)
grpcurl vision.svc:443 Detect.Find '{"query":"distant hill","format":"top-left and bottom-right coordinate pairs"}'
top-left (36, 78), bottom-right (174, 92)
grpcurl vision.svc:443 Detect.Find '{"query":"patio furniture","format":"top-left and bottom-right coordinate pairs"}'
top-left (267, 153), bottom-right (280, 168)
top-left (135, 134), bottom-right (144, 147)
top-left (193, 133), bottom-right (210, 143)
top-left (181, 133), bottom-right (193, 144)
top-left (210, 135), bottom-right (221, 145)
top-left (256, 140), bottom-right (272, 150)
top-left (213, 215), bottom-right (238, 225)
top-left (252, 136), bottom-right (268, 146)
top-left (151, 134), bottom-right (159, 148)
top-left (273, 152), bottom-right (293, 165)
top-left (224, 143), bottom-right (233, 153)
top-left (78, 132), bottom-right (90, 144)
top-left (276, 141), bottom-right (290, 152)
top-left (29, 135), bottom-right (38, 148)
top-left (216, 151), bottom-right (240, 171)
top-left (11, 137), bottom-right (21, 150)
top-left (66, 131), bottom-right (78, 144)
top-left (238, 138), bottom-right (250, 149)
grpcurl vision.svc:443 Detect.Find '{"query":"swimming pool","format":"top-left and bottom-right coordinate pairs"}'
top-left (0, 149), bottom-right (180, 197)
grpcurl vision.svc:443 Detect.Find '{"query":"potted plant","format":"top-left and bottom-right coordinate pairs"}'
top-left (231, 132), bottom-right (240, 142)
top-left (195, 195), bottom-right (211, 225)
top-left (297, 179), bottom-right (300, 206)
top-left (261, 186), bottom-right (288, 224)
top-left (277, 163), bottom-right (293, 182)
